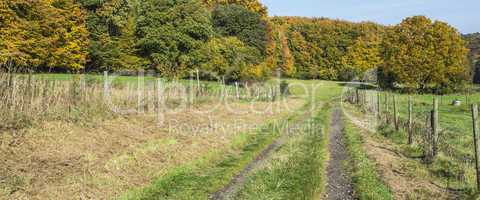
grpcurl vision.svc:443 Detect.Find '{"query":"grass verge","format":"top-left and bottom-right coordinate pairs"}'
top-left (343, 117), bottom-right (394, 200)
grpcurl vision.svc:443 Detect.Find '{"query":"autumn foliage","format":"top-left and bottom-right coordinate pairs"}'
top-left (380, 16), bottom-right (469, 93)
top-left (271, 16), bottom-right (470, 92)
top-left (0, 0), bottom-right (472, 92)
top-left (0, 0), bottom-right (89, 71)
top-left (271, 17), bottom-right (384, 81)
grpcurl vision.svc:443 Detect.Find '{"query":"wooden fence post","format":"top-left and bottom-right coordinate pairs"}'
top-left (472, 104), bottom-right (480, 191)
top-left (393, 95), bottom-right (398, 131)
top-left (157, 79), bottom-right (162, 110)
top-left (221, 76), bottom-right (226, 101)
top-left (363, 90), bottom-right (367, 108)
top-left (156, 79), bottom-right (164, 125)
top-left (408, 96), bottom-right (413, 145)
top-left (103, 71), bottom-right (109, 99)
top-left (137, 70), bottom-right (144, 113)
top-left (467, 94), bottom-right (470, 106)
top-left (355, 88), bottom-right (359, 105)
top-left (425, 113), bottom-right (431, 161)
top-left (235, 82), bottom-right (240, 100)
top-left (385, 93), bottom-right (389, 123)
top-left (377, 92), bottom-right (381, 119)
top-left (432, 97), bottom-right (439, 157)
top-left (196, 69), bottom-right (200, 89)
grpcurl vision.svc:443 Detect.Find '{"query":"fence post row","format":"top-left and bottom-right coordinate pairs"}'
top-left (472, 104), bottom-right (480, 191)
top-left (393, 95), bottom-right (398, 131)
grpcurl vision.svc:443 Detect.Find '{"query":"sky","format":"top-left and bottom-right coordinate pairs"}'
top-left (260, 0), bottom-right (479, 34)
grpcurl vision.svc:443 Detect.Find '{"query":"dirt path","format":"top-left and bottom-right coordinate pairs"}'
top-left (325, 107), bottom-right (355, 200)
top-left (343, 106), bottom-right (456, 200)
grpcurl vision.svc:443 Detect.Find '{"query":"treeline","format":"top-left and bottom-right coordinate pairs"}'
top-left (0, 0), bottom-right (474, 92)
top-left (464, 33), bottom-right (480, 83)
top-left (271, 17), bottom-right (384, 81)
top-left (272, 16), bottom-right (470, 93)
top-left (0, 0), bottom-right (273, 82)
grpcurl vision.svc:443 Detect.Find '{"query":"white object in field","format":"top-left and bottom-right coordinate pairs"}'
top-left (452, 100), bottom-right (462, 106)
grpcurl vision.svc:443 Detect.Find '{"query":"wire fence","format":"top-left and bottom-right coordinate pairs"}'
top-left (344, 87), bottom-right (480, 195)
top-left (0, 71), bottom-right (288, 131)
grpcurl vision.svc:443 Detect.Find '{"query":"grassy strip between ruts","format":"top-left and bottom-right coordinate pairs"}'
top-left (235, 102), bottom-right (332, 199)
top-left (118, 109), bottom-right (302, 200)
top-left (342, 114), bottom-right (394, 200)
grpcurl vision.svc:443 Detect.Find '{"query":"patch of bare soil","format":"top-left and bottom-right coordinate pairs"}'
top-left (343, 106), bottom-right (456, 200)
top-left (0, 99), bottom-right (304, 200)
top-left (325, 107), bottom-right (354, 200)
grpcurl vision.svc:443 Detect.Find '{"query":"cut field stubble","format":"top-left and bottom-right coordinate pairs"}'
top-left (0, 96), bottom-right (304, 199)
top-left (0, 74), bottom-right (303, 199)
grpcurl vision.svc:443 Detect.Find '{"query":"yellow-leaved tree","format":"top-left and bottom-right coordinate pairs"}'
top-left (380, 16), bottom-right (469, 93)
top-left (0, 0), bottom-right (89, 71)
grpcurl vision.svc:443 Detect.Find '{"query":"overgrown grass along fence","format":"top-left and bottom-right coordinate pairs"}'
top-left (0, 71), bottom-right (288, 131)
top-left (344, 87), bottom-right (480, 198)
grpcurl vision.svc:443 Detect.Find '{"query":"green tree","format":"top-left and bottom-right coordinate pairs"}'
top-left (81, 0), bottom-right (144, 71)
top-left (136, 0), bottom-right (214, 78)
top-left (212, 4), bottom-right (268, 56)
top-left (193, 37), bottom-right (263, 82)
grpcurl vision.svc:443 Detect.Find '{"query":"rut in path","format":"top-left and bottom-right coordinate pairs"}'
top-left (209, 107), bottom-right (316, 200)
top-left (209, 139), bottom-right (283, 200)
top-left (325, 107), bottom-right (354, 200)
